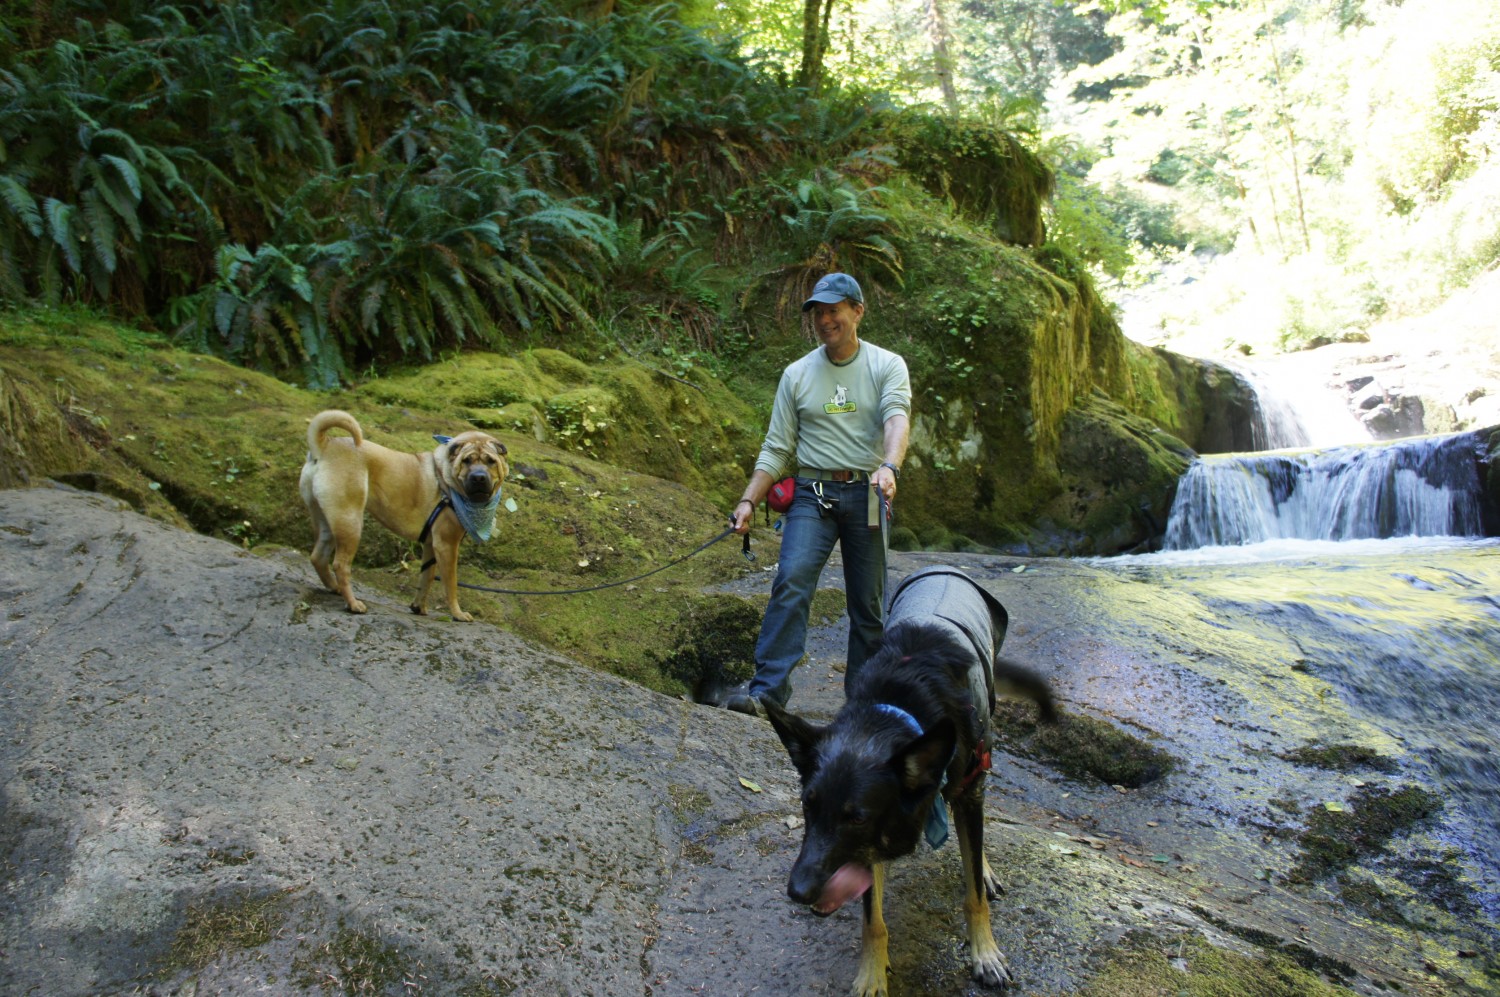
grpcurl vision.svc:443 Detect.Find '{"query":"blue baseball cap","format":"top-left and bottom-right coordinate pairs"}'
top-left (802, 272), bottom-right (864, 311)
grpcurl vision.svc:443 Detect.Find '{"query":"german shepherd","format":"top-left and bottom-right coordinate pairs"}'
top-left (764, 592), bottom-right (1055, 995)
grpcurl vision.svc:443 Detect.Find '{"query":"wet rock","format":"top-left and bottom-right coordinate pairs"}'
top-left (5, 489), bottom-right (1497, 996)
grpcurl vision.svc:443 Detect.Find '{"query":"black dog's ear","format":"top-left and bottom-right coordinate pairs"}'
top-left (764, 699), bottom-right (827, 782)
top-left (895, 717), bottom-right (957, 796)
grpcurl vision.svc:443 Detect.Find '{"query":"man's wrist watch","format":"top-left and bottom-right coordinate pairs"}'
top-left (880, 461), bottom-right (900, 479)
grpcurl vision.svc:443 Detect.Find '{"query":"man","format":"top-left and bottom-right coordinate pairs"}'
top-left (725, 272), bottom-right (911, 716)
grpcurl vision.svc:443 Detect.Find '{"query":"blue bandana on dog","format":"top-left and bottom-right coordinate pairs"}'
top-left (874, 703), bottom-right (951, 850)
top-left (434, 435), bottom-right (502, 543)
top-left (448, 488), bottom-right (502, 542)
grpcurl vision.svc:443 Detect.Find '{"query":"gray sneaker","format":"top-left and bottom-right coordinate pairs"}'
top-left (723, 682), bottom-right (764, 718)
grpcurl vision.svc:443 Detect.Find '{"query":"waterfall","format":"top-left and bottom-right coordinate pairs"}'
top-left (1231, 361), bottom-right (1369, 450)
top-left (1165, 432), bottom-right (1489, 549)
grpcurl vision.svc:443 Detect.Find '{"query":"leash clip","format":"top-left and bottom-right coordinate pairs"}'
top-left (741, 532), bottom-right (756, 563)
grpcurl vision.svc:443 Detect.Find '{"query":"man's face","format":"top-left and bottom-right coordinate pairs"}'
top-left (809, 299), bottom-right (864, 356)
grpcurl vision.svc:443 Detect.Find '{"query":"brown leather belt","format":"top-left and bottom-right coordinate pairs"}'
top-left (803, 467), bottom-right (870, 482)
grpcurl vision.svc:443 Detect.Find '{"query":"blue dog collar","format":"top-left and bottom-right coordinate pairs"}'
top-left (874, 703), bottom-right (923, 735)
top-left (874, 702), bottom-right (953, 851)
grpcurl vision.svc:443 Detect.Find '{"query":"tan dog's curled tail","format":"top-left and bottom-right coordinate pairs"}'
top-left (306, 410), bottom-right (364, 459)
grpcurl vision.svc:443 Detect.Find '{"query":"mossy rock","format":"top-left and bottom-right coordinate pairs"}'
top-left (888, 526), bottom-right (919, 551)
top-left (1277, 741), bottom-right (1399, 773)
top-left (1291, 784), bottom-right (1443, 882)
top-left (656, 596), bottom-right (762, 702)
top-left (0, 312), bottom-right (772, 694)
top-left (1078, 930), bottom-right (1358, 997)
top-left (991, 700), bottom-right (1177, 788)
top-left (1042, 392), bottom-right (1195, 554)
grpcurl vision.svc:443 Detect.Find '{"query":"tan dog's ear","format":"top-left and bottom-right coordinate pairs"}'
top-left (489, 441), bottom-right (508, 456)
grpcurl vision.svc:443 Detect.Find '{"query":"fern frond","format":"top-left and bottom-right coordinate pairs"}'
top-left (42, 198), bottom-right (83, 273)
top-left (0, 176), bottom-right (42, 236)
top-left (80, 187), bottom-right (117, 275)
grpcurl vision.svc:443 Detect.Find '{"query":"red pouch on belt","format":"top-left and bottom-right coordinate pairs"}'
top-left (767, 476), bottom-right (796, 514)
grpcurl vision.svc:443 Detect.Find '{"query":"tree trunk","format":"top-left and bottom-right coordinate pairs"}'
top-left (1258, 0), bottom-right (1312, 254)
top-left (798, 0), bottom-right (835, 92)
top-left (924, 0), bottom-right (960, 114)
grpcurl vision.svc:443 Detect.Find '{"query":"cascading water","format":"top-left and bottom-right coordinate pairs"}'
top-left (1229, 361), bottom-right (1369, 450)
top-left (1165, 431), bottom-right (1490, 549)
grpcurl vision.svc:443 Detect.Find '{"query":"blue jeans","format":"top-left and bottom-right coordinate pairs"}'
top-left (750, 477), bottom-right (889, 707)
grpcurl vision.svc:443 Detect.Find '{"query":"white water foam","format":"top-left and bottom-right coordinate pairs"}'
top-left (1163, 433), bottom-right (1487, 550)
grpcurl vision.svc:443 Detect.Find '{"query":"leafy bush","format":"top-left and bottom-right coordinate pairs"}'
top-left (890, 112), bottom-right (1054, 246)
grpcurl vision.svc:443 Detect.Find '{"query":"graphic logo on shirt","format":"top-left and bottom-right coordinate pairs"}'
top-left (823, 384), bottom-right (857, 414)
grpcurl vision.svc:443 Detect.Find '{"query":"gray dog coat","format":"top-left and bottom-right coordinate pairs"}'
top-left (887, 564), bottom-right (1009, 716)
top-left (886, 565), bottom-right (1010, 847)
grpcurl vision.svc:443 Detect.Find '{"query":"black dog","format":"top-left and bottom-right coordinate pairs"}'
top-left (764, 566), bottom-right (1055, 996)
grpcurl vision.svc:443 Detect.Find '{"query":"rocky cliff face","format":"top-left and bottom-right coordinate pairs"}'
top-left (826, 248), bottom-right (1258, 556)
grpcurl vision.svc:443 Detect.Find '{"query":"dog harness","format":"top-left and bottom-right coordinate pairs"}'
top-left (418, 495), bottom-right (452, 548)
top-left (417, 486), bottom-right (502, 573)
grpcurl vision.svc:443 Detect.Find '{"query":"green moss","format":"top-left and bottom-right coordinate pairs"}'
top-left (1047, 394), bottom-right (1193, 553)
top-left (295, 926), bottom-right (414, 994)
top-left (1291, 784), bottom-right (1443, 882)
top-left (656, 597), bottom-right (761, 700)
top-left (888, 525), bottom-right (920, 551)
top-left (532, 347), bottom-right (592, 384)
top-left (808, 587), bottom-right (848, 625)
top-left (889, 116), bottom-right (1054, 247)
top-left (166, 889), bottom-right (293, 972)
top-left (667, 783), bottom-right (713, 822)
top-left (0, 314), bottom-right (782, 692)
top-left (991, 701), bottom-right (1177, 788)
top-left (1336, 873), bottom-right (1411, 926)
top-left (1078, 931), bottom-right (1357, 996)
top-left (1278, 741), bottom-right (1399, 773)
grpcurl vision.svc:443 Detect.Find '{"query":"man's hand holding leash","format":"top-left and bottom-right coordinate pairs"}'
top-left (730, 469), bottom-right (774, 534)
top-left (873, 460), bottom-right (898, 503)
top-left (730, 460), bottom-right (899, 534)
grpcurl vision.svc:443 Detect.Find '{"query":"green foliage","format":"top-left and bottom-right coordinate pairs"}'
top-left (0, 32), bottom-right (213, 307)
top-left (1058, 0), bottom-right (1500, 345)
top-left (889, 112), bottom-right (1053, 246)
top-left (605, 218), bottom-right (722, 350)
top-left (12, 0), bottom-right (1056, 385)
top-left (1045, 174), bottom-right (1137, 282)
top-left (731, 165), bottom-right (905, 318)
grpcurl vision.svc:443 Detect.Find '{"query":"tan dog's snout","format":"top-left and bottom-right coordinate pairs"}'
top-left (463, 469), bottom-right (493, 500)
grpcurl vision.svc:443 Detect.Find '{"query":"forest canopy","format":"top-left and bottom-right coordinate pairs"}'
top-left (1, 0), bottom-right (1496, 377)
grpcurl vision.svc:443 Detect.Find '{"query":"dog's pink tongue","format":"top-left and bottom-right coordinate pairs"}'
top-left (815, 863), bottom-right (873, 913)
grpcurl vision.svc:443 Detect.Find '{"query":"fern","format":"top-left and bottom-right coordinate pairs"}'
top-left (0, 175), bottom-right (42, 237)
top-left (43, 198), bottom-right (83, 273)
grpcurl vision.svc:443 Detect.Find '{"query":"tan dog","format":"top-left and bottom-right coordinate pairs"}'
top-left (299, 410), bottom-right (508, 621)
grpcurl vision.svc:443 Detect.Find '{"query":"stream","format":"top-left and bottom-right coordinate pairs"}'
top-left (839, 423), bottom-right (1500, 993)
top-left (1079, 537), bottom-right (1500, 915)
